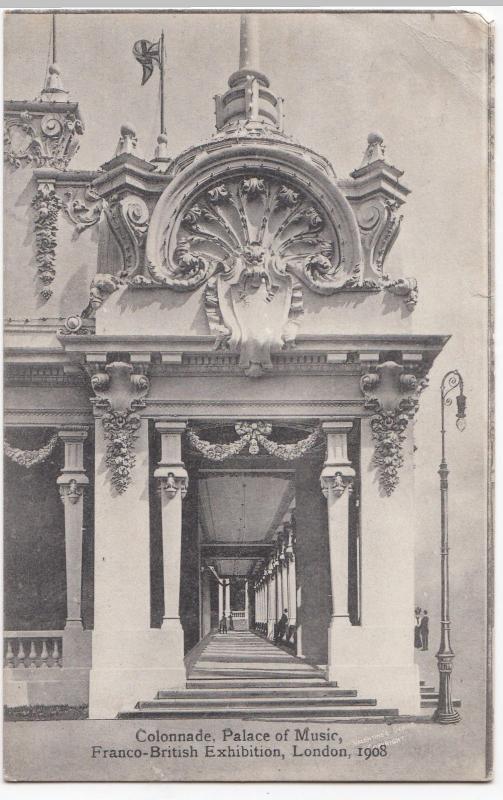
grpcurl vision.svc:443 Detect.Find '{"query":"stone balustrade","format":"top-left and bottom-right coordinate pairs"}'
top-left (4, 631), bottom-right (63, 669)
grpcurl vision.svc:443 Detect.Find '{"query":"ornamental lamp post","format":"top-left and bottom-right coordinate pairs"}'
top-left (434, 369), bottom-right (466, 724)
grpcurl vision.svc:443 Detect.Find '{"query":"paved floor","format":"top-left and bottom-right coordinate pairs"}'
top-left (188, 630), bottom-right (325, 681)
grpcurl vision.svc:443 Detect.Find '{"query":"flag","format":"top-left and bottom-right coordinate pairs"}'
top-left (133, 39), bottom-right (161, 85)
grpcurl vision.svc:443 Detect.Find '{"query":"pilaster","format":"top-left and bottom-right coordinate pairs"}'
top-left (153, 420), bottom-right (188, 683)
top-left (57, 426), bottom-right (92, 692)
top-left (320, 421), bottom-right (355, 681)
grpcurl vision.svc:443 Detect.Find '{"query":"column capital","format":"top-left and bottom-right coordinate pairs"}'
top-left (321, 471), bottom-right (354, 499)
top-left (59, 477), bottom-right (88, 503)
top-left (58, 426), bottom-right (88, 443)
top-left (157, 471), bottom-right (189, 499)
top-left (155, 420), bottom-right (187, 435)
top-left (321, 420), bottom-right (354, 435)
top-left (321, 419), bottom-right (355, 498)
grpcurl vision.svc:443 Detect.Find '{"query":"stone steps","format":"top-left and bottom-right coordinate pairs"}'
top-left (158, 686), bottom-right (355, 698)
top-left (118, 631), bottom-right (395, 720)
top-left (186, 678), bottom-right (329, 689)
top-left (119, 705), bottom-right (397, 720)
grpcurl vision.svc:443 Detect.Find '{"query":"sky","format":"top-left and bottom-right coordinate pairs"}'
top-left (4, 8), bottom-right (492, 744)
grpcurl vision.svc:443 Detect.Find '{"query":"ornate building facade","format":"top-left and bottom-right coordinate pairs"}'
top-left (4, 15), bottom-right (447, 719)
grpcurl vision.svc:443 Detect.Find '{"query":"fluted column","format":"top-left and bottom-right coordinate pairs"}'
top-left (154, 422), bottom-right (188, 640)
top-left (244, 578), bottom-right (249, 626)
top-left (320, 421), bottom-right (355, 682)
top-left (57, 428), bottom-right (89, 629)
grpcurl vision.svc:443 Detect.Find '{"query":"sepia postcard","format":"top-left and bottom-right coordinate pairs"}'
top-left (2, 8), bottom-right (493, 783)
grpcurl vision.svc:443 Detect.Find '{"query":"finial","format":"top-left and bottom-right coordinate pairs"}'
top-left (39, 14), bottom-right (68, 100)
top-left (239, 14), bottom-right (260, 72)
top-left (152, 132), bottom-right (171, 171)
top-left (115, 123), bottom-right (138, 157)
top-left (228, 14), bottom-right (269, 89)
top-left (214, 13), bottom-right (284, 133)
top-left (360, 131), bottom-right (386, 168)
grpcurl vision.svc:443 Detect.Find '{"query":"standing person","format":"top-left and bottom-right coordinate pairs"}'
top-left (414, 607), bottom-right (422, 649)
top-left (228, 613), bottom-right (234, 631)
top-left (420, 610), bottom-right (429, 651)
top-left (219, 614), bottom-right (227, 634)
top-left (275, 609), bottom-right (288, 644)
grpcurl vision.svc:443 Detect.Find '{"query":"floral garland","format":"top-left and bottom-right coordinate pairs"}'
top-left (187, 422), bottom-right (320, 462)
top-left (102, 411), bottom-right (141, 494)
top-left (4, 434), bottom-right (59, 467)
top-left (370, 408), bottom-right (410, 495)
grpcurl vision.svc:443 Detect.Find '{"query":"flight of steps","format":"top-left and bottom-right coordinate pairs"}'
top-left (419, 680), bottom-right (462, 709)
top-left (118, 631), bottom-right (399, 721)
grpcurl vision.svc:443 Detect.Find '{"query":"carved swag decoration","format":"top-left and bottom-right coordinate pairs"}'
top-left (360, 361), bottom-right (428, 495)
top-left (136, 175), bottom-right (374, 376)
top-left (187, 422), bottom-right (320, 461)
top-left (4, 433), bottom-right (59, 467)
top-left (90, 361), bottom-right (149, 494)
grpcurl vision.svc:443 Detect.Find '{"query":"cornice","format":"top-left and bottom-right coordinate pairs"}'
top-left (33, 168), bottom-right (101, 186)
top-left (4, 99), bottom-right (81, 115)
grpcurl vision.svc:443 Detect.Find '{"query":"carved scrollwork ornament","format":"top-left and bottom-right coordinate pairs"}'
top-left (62, 185), bottom-right (103, 233)
top-left (4, 109), bottom-right (84, 170)
top-left (104, 194), bottom-right (149, 278)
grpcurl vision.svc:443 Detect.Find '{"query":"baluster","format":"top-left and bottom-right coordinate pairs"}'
top-left (28, 639), bottom-right (37, 667)
top-left (40, 638), bottom-right (49, 667)
top-left (17, 639), bottom-right (26, 667)
top-left (5, 639), bottom-right (15, 668)
top-left (52, 639), bottom-right (61, 667)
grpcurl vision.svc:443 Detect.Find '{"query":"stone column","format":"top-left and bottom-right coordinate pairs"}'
top-left (57, 427), bottom-right (91, 698)
top-left (244, 578), bottom-right (249, 626)
top-left (320, 421), bottom-right (356, 681)
top-left (286, 530), bottom-right (297, 627)
top-left (266, 565), bottom-right (275, 639)
top-left (280, 544), bottom-right (287, 618)
top-left (201, 569), bottom-right (211, 638)
top-left (275, 554), bottom-right (282, 623)
top-left (218, 579), bottom-right (224, 620)
top-left (224, 579), bottom-right (231, 617)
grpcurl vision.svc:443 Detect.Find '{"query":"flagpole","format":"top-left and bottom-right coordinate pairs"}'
top-left (160, 30), bottom-right (166, 136)
top-left (52, 13), bottom-right (56, 63)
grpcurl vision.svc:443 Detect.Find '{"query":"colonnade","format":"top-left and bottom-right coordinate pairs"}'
top-left (10, 416), bottom-right (416, 716)
top-left (254, 513), bottom-right (297, 646)
top-left (216, 577), bottom-right (249, 628)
